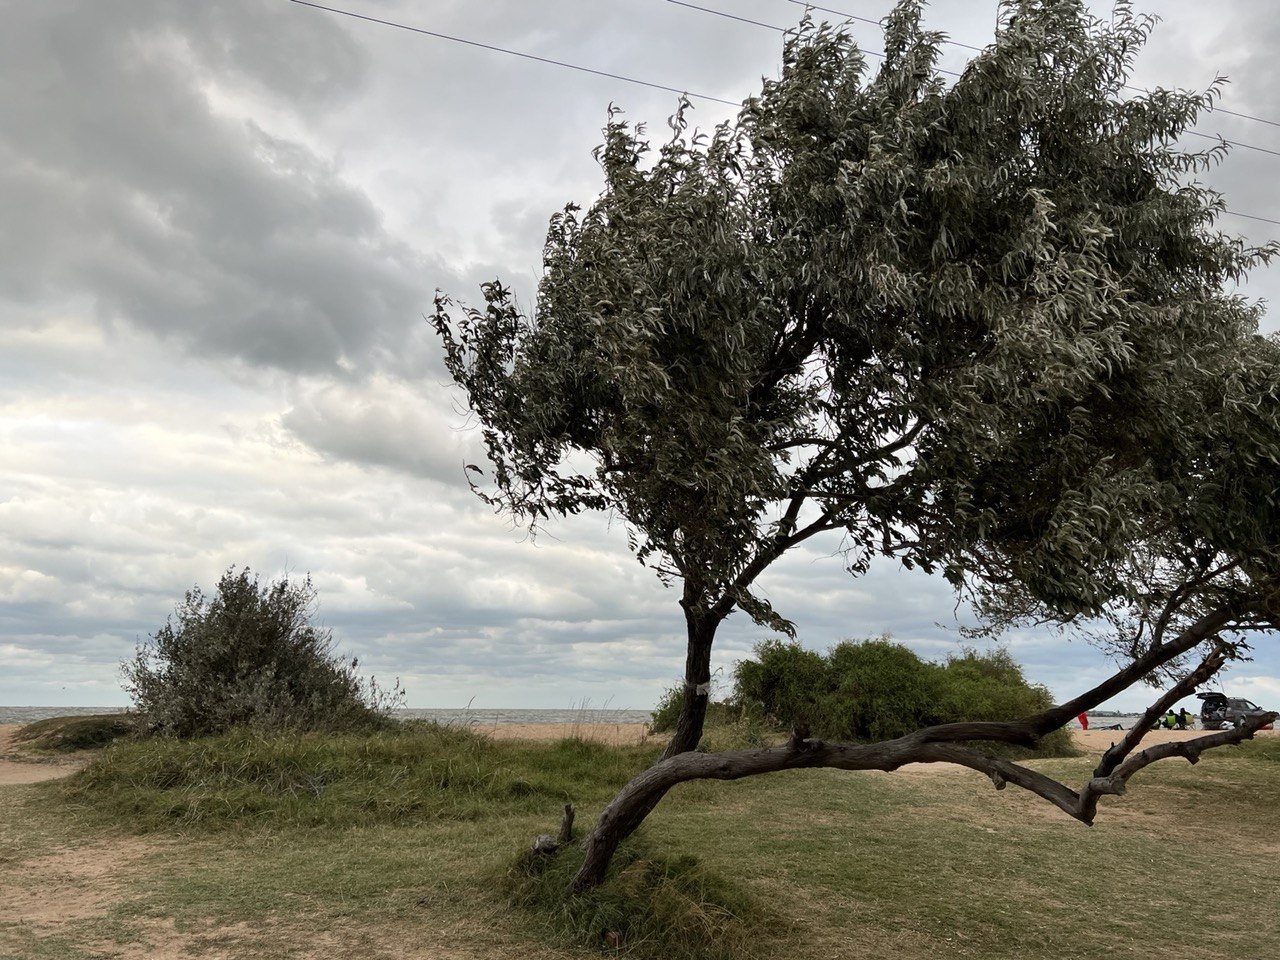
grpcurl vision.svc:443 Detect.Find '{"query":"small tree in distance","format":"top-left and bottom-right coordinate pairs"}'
top-left (123, 567), bottom-right (403, 738)
top-left (433, 0), bottom-right (1280, 892)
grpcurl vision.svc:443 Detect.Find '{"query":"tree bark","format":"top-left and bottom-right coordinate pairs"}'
top-left (661, 605), bottom-right (719, 761)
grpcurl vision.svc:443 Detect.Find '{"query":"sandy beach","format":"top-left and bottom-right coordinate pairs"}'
top-left (1074, 725), bottom-right (1276, 752)
top-left (474, 721), bottom-right (656, 746)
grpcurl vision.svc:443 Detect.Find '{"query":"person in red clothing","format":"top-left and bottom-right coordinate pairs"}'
top-left (1077, 712), bottom-right (1089, 730)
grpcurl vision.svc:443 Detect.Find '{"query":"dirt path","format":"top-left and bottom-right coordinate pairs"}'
top-left (0, 723), bottom-right (91, 785)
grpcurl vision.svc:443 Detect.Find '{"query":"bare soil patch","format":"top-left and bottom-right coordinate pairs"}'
top-left (0, 723), bottom-right (91, 785)
top-left (2, 835), bottom-right (161, 927)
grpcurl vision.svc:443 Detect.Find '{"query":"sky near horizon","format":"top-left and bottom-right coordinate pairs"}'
top-left (2, 0), bottom-right (1278, 713)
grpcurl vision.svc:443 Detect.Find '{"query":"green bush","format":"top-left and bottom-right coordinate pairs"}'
top-left (122, 567), bottom-right (402, 738)
top-left (733, 637), bottom-right (1076, 756)
top-left (649, 682), bottom-right (684, 733)
top-left (821, 638), bottom-right (947, 741)
top-left (649, 682), bottom-right (740, 734)
top-left (729, 638), bottom-right (829, 729)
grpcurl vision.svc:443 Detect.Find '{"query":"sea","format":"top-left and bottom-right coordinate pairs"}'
top-left (1, 706), bottom-right (1142, 728)
top-left (0, 705), bottom-right (654, 726)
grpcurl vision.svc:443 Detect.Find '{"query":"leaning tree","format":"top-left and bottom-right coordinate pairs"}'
top-left (433, 0), bottom-right (1280, 892)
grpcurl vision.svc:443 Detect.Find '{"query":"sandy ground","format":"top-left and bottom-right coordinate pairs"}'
top-left (478, 722), bottom-right (1280, 752)
top-left (0, 723), bottom-right (92, 785)
top-left (474, 721), bottom-right (656, 746)
top-left (1075, 725), bottom-right (1276, 752)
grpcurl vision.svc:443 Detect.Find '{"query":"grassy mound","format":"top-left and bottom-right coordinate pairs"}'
top-left (60, 723), bottom-right (660, 831)
top-left (13, 713), bottom-right (135, 752)
top-left (505, 840), bottom-right (783, 960)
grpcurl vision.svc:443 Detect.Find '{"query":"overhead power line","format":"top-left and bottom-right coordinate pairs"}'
top-left (290, 0), bottom-right (1278, 232)
top-left (289, 0), bottom-right (740, 107)
top-left (1223, 209), bottom-right (1280, 227)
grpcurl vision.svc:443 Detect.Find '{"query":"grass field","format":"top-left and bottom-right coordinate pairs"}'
top-left (2, 720), bottom-right (1277, 959)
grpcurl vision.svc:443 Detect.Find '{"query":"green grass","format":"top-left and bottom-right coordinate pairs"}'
top-left (3, 722), bottom-right (1278, 959)
top-left (60, 723), bottom-right (660, 830)
top-left (505, 840), bottom-right (784, 960)
top-left (9, 713), bottom-right (134, 753)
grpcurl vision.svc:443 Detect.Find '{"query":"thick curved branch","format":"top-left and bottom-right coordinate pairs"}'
top-left (1093, 643), bottom-right (1228, 779)
top-left (1078, 712), bottom-right (1277, 822)
top-left (570, 601), bottom-right (1265, 893)
top-left (1025, 601), bottom-right (1245, 735)
top-left (571, 710), bottom-right (1276, 892)
top-left (905, 601), bottom-right (1246, 749)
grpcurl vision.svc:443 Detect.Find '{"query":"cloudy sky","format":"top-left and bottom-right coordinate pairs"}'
top-left (3, 0), bottom-right (1278, 714)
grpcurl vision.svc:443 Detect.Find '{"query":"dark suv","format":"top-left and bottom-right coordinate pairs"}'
top-left (1195, 692), bottom-right (1274, 730)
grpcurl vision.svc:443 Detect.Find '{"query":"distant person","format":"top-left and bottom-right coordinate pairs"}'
top-left (1176, 708), bottom-right (1189, 730)
top-left (1077, 712), bottom-right (1089, 731)
top-left (1163, 711), bottom-right (1176, 729)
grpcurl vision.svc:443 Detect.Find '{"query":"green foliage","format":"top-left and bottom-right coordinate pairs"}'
top-left (733, 638), bottom-right (1075, 756)
top-left (61, 724), bottom-right (660, 831)
top-left (12, 714), bottom-right (135, 752)
top-left (504, 841), bottom-right (781, 960)
top-left (648, 682), bottom-right (684, 733)
top-left (649, 682), bottom-right (739, 733)
top-left (822, 639), bottom-right (946, 742)
top-left (121, 567), bottom-right (402, 739)
top-left (433, 1), bottom-right (1278, 635)
top-left (732, 640), bottom-right (829, 731)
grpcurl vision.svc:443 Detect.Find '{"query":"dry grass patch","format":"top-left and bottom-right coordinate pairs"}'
top-left (1, 725), bottom-right (1276, 959)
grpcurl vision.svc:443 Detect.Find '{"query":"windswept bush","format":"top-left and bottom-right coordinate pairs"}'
top-left (122, 567), bottom-right (402, 738)
top-left (733, 637), bottom-right (1074, 756)
top-left (730, 639), bottom-right (828, 731)
top-left (821, 639), bottom-right (946, 742)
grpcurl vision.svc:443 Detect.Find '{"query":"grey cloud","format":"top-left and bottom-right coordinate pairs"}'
top-left (0, 0), bottom-right (437, 376)
top-left (280, 376), bottom-right (485, 483)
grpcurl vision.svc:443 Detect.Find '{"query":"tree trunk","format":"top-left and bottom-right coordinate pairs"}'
top-left (660, 608), bottom-right (718, 760)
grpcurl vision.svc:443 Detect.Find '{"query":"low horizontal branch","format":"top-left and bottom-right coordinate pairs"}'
top-left (587, 711), bottom-right (1276, 846)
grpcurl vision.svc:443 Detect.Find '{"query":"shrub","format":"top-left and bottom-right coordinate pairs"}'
top-left (731, 638), bottom-right (830, 729)
top-left (821, 638), bottom-right (947, 741)
top-left (122, 567), bottom-right (403, 738)
top-left (732, 638), bottom-right (1076, 756)
top-left (649, 682), bottom-right (684, 733)
top-left (649, 676), bottom-right (739, 734)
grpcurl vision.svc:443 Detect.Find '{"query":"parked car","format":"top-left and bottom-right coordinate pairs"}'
top-left (1195, 692), bottom-right (1275, 730)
